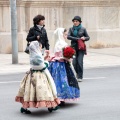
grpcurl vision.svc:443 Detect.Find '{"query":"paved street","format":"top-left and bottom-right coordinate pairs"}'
top-left (1, 47), bottom-right (120, 75)
top-left (0, 67), bottom-right (120, 120)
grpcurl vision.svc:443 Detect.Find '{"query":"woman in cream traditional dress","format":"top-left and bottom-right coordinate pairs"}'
top-left (48, 28), bottom-right (80, 105)
top-left (15, 41), bottom-right (60, 114)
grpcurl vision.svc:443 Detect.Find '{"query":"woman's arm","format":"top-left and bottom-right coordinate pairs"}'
top-left (44, 30), bottom-right (50, 50)
top-left (84, 28), bottom-right (90, 41)
top-left (26, 28), bottom-right (37, 42)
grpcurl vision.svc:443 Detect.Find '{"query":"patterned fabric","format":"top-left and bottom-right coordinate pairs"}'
top-left (15, 71), bottom-right (60, 108)
top-left (48, 61), bottom-right (80, 101)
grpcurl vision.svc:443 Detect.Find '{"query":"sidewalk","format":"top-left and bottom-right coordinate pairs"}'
top-left (84, 47), bottom-right (120, 69)
top-left (0, 47), bottom-right (120, 75)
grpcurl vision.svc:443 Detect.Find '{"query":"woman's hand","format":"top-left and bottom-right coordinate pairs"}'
top-left (64, 57), bottom-right (72, 62)
top-left (44, 55), bottom-right (50, 61)
top-left (45, 50), bottom-right (50, 56)
top-left (44, 50), bottom-right (50, 61)
top-left (80, 36), bottom-right (85, 41)
top-left (37, 35), bottom-right (40, 40)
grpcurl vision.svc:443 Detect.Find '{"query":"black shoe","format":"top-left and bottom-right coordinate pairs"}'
top-left (59, 101), bottom-right (65, 106)
top-left (20, 107), bottom-right (31, 114)
top-left (48, 108), bottom-right (53, 113)
top-left (48, 106), bottom-right (60, 113)
top-left (52, 106), bottom-right (60, 110)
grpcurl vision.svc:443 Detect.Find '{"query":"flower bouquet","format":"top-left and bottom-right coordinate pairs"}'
top-left (63, 46), bottom-right (75, 59)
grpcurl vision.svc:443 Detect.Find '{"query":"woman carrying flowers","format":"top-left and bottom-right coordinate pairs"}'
top-left (48, 28), bottom-right (80, 106)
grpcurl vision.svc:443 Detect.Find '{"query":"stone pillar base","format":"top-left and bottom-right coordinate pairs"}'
top-left (0, 32), bottom-right (27, 53)
top-left (89, 29), bottom-right (120, 48)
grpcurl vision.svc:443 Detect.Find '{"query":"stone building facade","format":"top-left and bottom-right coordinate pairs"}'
top-left (0, 0), bottom-right (120, 53)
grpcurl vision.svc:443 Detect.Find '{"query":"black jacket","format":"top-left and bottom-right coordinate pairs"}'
top-left (67, 26), bottom-right (90, 50)
top-left (26, 25), bottom-right (49, 50)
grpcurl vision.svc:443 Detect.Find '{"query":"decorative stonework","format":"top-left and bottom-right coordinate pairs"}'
top-left (0, 0), bottom-right (120, 53)
top-left (99, 7), bottom-right (119, 29)
top-left (1, 0), bottom-right (120, 7)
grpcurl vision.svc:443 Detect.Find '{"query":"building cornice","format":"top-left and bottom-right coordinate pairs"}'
top-left (21, 0), bottom-right (120, 7)
top-left (0, 0), bottom-right (120, 7)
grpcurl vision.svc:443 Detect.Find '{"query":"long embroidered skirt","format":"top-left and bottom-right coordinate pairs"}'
top-left (48, 61), bottom-right (80, 101)
top-left (15, 70), bottom-right (60, 108)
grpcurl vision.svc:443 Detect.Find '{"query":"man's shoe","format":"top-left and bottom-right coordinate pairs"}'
top-left (77, 78), bottom-right (82, 82)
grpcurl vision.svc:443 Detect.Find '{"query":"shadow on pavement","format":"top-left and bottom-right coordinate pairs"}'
top-left (59, 102), bottom-right (79, 109)
top-left (29, 110), bottom-right (56, 117)
top-left (15, 110), bottom-right (56, 118)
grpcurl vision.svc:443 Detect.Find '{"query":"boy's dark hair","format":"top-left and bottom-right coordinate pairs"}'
top-left (33, 15), bottom-right (45, 25)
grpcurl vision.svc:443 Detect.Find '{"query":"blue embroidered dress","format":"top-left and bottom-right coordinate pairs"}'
top-left (49, 28), bottom-right (80, 101)
top-left (49, 59), bottom-right (80, 101)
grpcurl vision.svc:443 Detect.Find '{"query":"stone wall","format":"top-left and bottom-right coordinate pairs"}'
top-left (0, 0), bottom-right (120, 53)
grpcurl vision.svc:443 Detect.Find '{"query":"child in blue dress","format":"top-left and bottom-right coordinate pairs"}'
top-left (48, 28), bottom-right (80, 105)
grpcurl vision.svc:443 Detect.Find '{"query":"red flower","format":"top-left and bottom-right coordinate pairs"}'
top-left (63, 46), bottom-right (75, 59)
